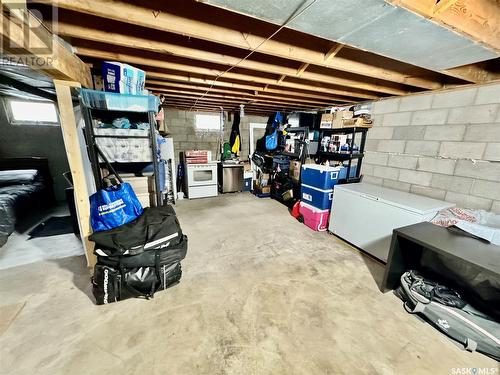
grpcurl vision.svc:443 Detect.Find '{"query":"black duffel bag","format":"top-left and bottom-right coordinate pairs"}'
top-left (90, 204), bottom-right (183, 256)
top-left (97, 235), bottom-right (188, 269)
top-left (92, 261), bottom-right (182, 305)
top-left (92, 235), bottom-right (187, 304)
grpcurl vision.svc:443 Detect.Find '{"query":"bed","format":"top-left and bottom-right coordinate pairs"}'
top-left (0, 158), bottom-right (55, 247)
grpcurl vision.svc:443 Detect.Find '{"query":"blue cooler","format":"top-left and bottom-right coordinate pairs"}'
top-left (301, 184), bottom-right (334, 210)
top-left (301, 165), bottom-right (347, 190)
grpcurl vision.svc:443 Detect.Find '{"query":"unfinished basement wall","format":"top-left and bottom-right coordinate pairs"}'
top-left (163, 108), bottom-right (268, 163)
top-left (362, 81), bottom-right (500, 213)
top-left (0, 97), bottom-right (70, 201)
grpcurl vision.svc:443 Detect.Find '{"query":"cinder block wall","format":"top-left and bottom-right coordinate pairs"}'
top-left (363, 82), bottom-right (500, 213)
top-left (163, 108), bottom-right (268, 163)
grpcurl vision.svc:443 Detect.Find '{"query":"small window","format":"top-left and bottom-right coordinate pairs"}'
top-left (195, 113), bottom-right (221, 131)
top-left (7, 99), bottom-right (59, 125)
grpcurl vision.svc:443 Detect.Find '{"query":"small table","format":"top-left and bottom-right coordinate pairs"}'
top-left (381, 222), bottom-right (500, 292)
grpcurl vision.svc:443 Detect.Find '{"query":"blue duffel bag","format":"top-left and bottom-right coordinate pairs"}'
top-left (90, 182), bottom-right (143, 232)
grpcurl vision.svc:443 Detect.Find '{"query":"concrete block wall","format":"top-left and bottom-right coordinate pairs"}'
top-left (362, 82), bottom-right (500, 213)
top-left (164, 109), bottom-right (268, 163)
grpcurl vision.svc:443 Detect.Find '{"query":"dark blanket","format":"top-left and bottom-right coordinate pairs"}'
top-left (0, 169), bottom-right (47, 247)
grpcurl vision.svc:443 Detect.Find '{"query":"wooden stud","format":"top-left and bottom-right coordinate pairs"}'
top-left (54, 80), bottom-right (95, 270)
top-left (296, 63), bottom-right (309, 76)
top-left (324, 44), bottom-right (344, 62)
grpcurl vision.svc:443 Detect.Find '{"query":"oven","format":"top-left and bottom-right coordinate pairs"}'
top-left (185, 162), bottom-right (218, 199)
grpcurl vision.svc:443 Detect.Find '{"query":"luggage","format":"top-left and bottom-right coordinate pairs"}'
top-left (396, 270), bottom-right (500, 361)
top-left (90, 204), bottom-right (183, 256)
top-left (91, 203), bottom-right (188, 305)
top-left (93, 261), bottom-right (182, 304)
top-left (273, 155), bottom-right (291, 172)
top-left (97, 235), bottom-right (188, 269)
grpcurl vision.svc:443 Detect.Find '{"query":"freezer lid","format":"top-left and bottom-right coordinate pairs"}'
top-left (334, 183), bottom-right (454, 215)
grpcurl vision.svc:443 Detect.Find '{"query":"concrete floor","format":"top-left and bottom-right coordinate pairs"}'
top-left (0, 205), bottom-right (83, 270)
top-left (0, 193), bottom-right (497, 374)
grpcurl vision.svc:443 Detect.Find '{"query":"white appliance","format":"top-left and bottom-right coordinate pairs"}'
top-left (159, 137), bottom-right (177, 202)
top-left (329, 183), bottom-right (454, 262)
top-left (185, 162), bottom-right (218, 199)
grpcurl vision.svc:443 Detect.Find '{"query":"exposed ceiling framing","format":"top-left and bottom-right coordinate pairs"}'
top-left (23, 0), bottom-right (499, 114)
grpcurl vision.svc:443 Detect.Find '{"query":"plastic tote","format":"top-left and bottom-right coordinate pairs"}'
top-left (301, 164), bottom-right (348, 190)
top-left (90, 183), bottom-right (144, 232)
top-left (301, 183), bottom-right (334, 210)
top-left (299, 202), bottom-right (330, 231)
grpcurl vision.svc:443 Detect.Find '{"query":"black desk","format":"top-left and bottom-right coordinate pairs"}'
top-left (381, 222), bottom-right (500, 292)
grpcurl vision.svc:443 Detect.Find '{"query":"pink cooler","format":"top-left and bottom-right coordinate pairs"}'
top-left (299, 202), bottom-right (330, 231)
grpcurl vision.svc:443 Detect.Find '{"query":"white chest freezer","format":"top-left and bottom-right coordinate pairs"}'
top-left (329, 183), bottom-right (454, 262)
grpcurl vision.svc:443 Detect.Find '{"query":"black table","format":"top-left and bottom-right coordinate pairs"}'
top-left (381, 221), bottom-right (500, 292)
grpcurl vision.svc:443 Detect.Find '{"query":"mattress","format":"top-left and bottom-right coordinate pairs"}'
top-left (0, 169), bottom-right (46, 247)
top-left (94, 128), bottom-right (152, 163)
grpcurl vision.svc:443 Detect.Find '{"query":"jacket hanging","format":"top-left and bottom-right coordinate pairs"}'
top-left (229, 112), bottom-right (241, 155)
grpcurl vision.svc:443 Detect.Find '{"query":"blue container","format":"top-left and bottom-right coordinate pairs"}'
top-left (301, 184), bottom-right (334, 210)
top-left (80, 89), bottom-right (159, 113)
top-left (243, 177), bottom-right (252, 192)
top-left (301, 165), bottom-right (347, 190)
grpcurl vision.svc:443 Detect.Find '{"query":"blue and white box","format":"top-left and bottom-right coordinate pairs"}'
top-left (301, 184), bottom-right (334, 210)
top-left (102, 61), bottom-right (146, 94)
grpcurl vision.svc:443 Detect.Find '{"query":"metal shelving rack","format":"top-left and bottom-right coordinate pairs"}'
top-left (317, 126), bottom-right (369, 184)
top-left (80, 89), bottom-right (163, 207)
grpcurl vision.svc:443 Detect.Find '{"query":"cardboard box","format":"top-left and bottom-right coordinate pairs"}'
top-left (122, 176), bottom-right (156, 194)
top-left (341, 117), bottom-right (373, 128)
top-left (258, 185), bottom-right (271, 194)
top-left (289, 160), bottom-right (301, 182)
top-left (320, 111), bottom-right (354, 129)
top-left (136, 192), bottom-right (150, 208)
top-left (320, 113), bottom-right (333, 129)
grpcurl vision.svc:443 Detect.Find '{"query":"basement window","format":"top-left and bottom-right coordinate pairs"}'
top-left (6, 99), bottom-right (59, 125)
top-left (195, 113), bottom-right (221, 131)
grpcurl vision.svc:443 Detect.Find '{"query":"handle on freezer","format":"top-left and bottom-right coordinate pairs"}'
top-left (360, 193), bottom-right (379, 201)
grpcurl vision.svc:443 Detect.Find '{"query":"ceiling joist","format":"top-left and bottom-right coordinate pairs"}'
top-left (51, 0), bottom-right (473, 87)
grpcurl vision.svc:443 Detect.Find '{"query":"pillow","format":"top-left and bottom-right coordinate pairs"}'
top-left (0, 169), bottom-right (41, 187)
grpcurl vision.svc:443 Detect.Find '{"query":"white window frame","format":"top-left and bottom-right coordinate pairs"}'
top-left (4, 97), bottom-right (60, 126)
top-left (194, 112), bottom-right (222, 132)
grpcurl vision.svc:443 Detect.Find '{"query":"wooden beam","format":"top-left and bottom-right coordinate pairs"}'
top-left (153, 90), bottom-right (319, 110)
top-left (68, 38), bottom-right (404, 95)
top-left (0, 5), bottom-right (91, 87)
top-left (324, 44), bottom-right (344, 62)
top-left (390, 0), bottom-right (500, 55)
top-left (52, 1), bottom-right (444, 89)
top-left (147, 80), bottom-right (339, 106)
top-left (145, 71), bottom-right (354, 102)
top-left (54, 80), bottom-right (95, 270)
top-left (296, 63), bottom-right (309, 76)
top-left (433, 0), bottom-right (458, 15)
top-left (157, 92), bottom-right (315, 110)
top-left (75, 47), bottom-right (378, 100)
